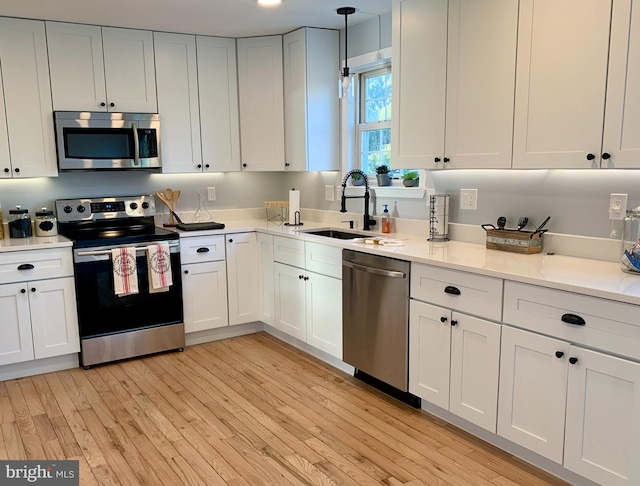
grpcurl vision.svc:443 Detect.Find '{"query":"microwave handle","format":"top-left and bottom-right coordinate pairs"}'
top-left (132, 123), bottom-right (140, 166)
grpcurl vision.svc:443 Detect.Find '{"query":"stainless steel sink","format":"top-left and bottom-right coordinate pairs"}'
top-left (300, 229), bottom-right (364, 239)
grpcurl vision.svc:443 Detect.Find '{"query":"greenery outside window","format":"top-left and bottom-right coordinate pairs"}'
top-left (358, 66), bottom-right (392, 176)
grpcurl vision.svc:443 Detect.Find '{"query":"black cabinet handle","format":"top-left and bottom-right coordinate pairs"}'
top-left (31, 287), bottom-right (36, 292)
top-left (14, 167), bottom-right (20, 173)
top-left (242, 163), bottom-right (247, 168)
top-left (434, 157), bottom-right (441, 163)
top-left (304, 276), bottom-right (309, 281)
top-left (285, 163), bottom-right (290, 167)
top-left (555, 351), bottom-right (564, 358)
top-left (569, 357), bottom-right (578, 365)
top-left (299, 275), bottom-right (304, 280)
top-left (17, 264), bottom-right (35, 271)
top-left (110, 102), bottom-right (115, 107)
top-left (3, 168), bottom-right (8, 173)
top-left (586, 153), bottom-right (596, 161)
top-left (205, 164), bottom-right (210, 169)
top-left (602, 152), bottom-right (611, 160)
top-left (228, 239), bottom-right (233, 243)
top-left (197, 164), bottom-right (202, 169)
top-left (443, 157), bottom-right (450, 163)
top-left (100, 102), bottom-right (106, 107)
top-left (444, 285), bottom-right (461, 295)
top-left (20, 289), bottom-right (26, 294)
top-left (451, 320), bottom-right (458, 326)
top-left (184, 270), bottom-right (189, 274)
top-left (196, 247), bottom-right (210, 253)
top-left (440, 316), bottom-right (448, 323)
top-left (561, 313), bottom-right (586, 326)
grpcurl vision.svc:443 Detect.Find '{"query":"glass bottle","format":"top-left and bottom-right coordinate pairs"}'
top-left (192, 192), bottom-right (212, 222)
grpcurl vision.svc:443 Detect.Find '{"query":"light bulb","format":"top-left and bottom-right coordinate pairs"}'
top-left (342, 76), bottom-right (351, 90)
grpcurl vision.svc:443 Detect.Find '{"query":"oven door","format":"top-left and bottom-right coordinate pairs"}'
top-left (73, 241), bottom-right (182, 339)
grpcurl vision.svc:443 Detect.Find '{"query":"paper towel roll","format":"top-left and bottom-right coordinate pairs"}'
top-left (288, 189), bottom-right (300, 225)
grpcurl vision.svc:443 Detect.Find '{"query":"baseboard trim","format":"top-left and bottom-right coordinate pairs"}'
top-left (0, 354), bottom-right (79, 381)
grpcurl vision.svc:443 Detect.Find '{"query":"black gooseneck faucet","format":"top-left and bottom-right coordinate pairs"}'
top-left (340, 169), bottom-right (376, 230)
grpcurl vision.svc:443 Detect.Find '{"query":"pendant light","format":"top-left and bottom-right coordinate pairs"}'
top-left (337, 7), bottom-right (356, 90)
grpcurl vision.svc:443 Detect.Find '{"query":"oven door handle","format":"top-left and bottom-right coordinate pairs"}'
top-left (76, 242), bottom-right (180, 257)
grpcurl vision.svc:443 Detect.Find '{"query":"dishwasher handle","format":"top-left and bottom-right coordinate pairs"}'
top-left (343, 260), bottom-right (406, 279)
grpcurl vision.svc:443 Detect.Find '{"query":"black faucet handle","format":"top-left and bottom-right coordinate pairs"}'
top-left (341, 220), bottom-right (355, 229)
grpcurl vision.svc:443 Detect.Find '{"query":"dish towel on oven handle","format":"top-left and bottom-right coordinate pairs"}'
top-left (147, 243), bottom-right (173, 293)
top-left (112, 247), bottom-right (139, 296)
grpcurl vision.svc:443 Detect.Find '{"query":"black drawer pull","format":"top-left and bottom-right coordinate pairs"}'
top-left (444, 286), bottom-right (461, 295)
top-left (17, 264), bottom-right (35, 271)
top-left (561, 313), bottom-right (586, 326)
top-left (569, 357), bottom-right (578, 365)
top-left (450, 320), bottom-right (458, 326)
top-left (440, 316), bottom-right (448, 323)
top-left (555, 351), bottom-right (564, 358)
top-left (196, 247), bottom-right (210, 253)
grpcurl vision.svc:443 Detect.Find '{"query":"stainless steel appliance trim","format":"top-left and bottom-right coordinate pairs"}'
top-left (74, 241), bottom-right (179, 263)
top-left (76, 242), bottom-right (179, 257)
top-left (343, 260), bottom-right (405, 278)
top-left (81, 322), bottom-right (185, 367)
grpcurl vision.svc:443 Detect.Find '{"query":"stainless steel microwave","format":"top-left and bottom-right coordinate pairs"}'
top-left (54, 111), bottom-right (161, 171)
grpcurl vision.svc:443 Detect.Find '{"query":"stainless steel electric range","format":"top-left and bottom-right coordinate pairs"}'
top-left (56, 195), bottom-right (184, 369)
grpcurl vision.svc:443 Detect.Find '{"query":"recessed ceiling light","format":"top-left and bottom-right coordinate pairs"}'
top-left (257, 0), bottom-right (283, 6)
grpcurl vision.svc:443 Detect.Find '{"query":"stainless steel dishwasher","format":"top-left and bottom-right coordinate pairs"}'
top-left (342, 249), bottom-right (419, 407)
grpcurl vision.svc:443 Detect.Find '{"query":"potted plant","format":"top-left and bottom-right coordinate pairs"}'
top-left (375, 165), bottom-right (392, 186)
top-left (402, 170), bottom-right (420, 187)
top-left (351, 172), bottom-right (365, 186)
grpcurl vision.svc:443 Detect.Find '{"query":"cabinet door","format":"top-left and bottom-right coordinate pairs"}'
top-left (512, 0), bottom-right (612, 168)
top-left (182, 261), bottom-right (228, 333)
top-left (443, 0), bottom-right (517, 169)
top-left (102, 27), bottom-right (157, 113)
top-left (391, 0), bottom-right (447, 169)
top-left (602, 0), bottom-right (640, 168)
top-left (497, 326), bottom-right (569, 463)
top-left (0, 18), bottom-right (57, 178)
top-left (29, 277), bottom-right (80, 359)
top-left (408, 300), bottom-right (451, 409)
top-left (274, 262), bottom-right (306, 341)
top-left (155, 32), bottom-right (202, 174)
top-left (0, 283), bottom-right (34, 365)
top-left (0, 63), bottom-right (10, 178)
top-left (46, 22), bottom-right (107, 111)
top-left (257, 233), bottom-right (275, 327)
top-left (237, 36), bottom-right (285, 171)
top-left (306, 271), bottom-right (342, 359)
top-left (198, 36), bottom-right (241, 172)
top-left (449, 313), bottom-right (501, 432)
top-left (564, 347), bottom-right (640, 485)
top-left (226, 233), bottom-right (259, 325)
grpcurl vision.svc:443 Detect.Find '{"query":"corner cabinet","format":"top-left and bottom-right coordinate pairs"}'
top-left (283, 28), bottom-right (340, 171)
top-left (391, 0), bottom-right (517, 170)
top-left (0, 18), bottom-right (57, 178)
top-left (237, 36), bottom-right (286, 171)
top-left (46, 22), bottom-right (157, 113)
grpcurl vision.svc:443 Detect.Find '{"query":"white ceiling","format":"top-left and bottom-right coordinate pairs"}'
top-left (0, 0), bottom-right (392, 37)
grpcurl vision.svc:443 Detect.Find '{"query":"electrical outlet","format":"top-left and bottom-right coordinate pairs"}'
top-left (609, 193), bottom-right (627, 220)
top-left (207, 187), bottom-right (216, 201)
top-left (324, 185), bottom-right (335, 201)
top-left (460, 189), bottom-right (478, 210)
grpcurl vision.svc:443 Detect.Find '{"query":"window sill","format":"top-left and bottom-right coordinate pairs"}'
top-left (343, 185), bottom-right (425, 199)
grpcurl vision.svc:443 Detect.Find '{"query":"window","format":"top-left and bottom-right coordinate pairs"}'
top-left (358, 66), bottom-right (392, 176)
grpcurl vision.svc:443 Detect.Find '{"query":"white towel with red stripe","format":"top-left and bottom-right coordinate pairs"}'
top-left (112, 247), bottom-right (139, 296)
top-left (147, 243), bottom-right (173, 293)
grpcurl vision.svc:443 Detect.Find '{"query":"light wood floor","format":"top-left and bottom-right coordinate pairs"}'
top-left (0, 332), bottom-right (570, 486)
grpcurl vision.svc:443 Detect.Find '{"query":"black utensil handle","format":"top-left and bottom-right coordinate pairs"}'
top-left (444, 286), bottom-right (461, 295)
top-left (17, 264), bottom-right (35, 271)
top-left (561, 313), bottom-right (586, 326)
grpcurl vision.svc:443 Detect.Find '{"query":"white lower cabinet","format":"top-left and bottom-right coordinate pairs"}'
top-left (305, 271), bottom-right (342, 359)
top-left (226, 233), bottom-right (259, 325)
top-left (409, 299), bottom-right (501, 432)
top-left (0, 277), bottom-right (79, 366)
top-left (182, 261), bottom-right (228, 333)
top-left (274, 262), bottom-right (306, 341)
top-left (498, 325), bottom-right (640, 485)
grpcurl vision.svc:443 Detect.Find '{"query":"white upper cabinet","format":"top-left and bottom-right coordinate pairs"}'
top-left (47, 22), bottom-right (157, 113)
top-left (512, 0), bottom-right (612, 169)
top-left (0, 18), bottom-right (56, 178)
top-left (283, 28), bottom-right (340, 171)
top-left (237, 36), bottom-right (285, 171)
top-left (392, 0), bottom-right (517, 170)
top-left (602, 0), bottom-right (640, 168)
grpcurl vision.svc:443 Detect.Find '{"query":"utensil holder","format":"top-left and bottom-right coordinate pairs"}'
top-left (481, 224), bottom-right (546, 254)
top-left (428, 194), bottom-right (449, 241)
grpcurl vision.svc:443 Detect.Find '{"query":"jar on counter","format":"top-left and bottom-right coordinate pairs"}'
top-left (9, 206), bottom-right (32, 238)
top-left (35, 207), bottom-right (58, 237)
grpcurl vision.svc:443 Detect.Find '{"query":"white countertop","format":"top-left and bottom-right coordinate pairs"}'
top-left (0, 234), bottom-right (73, 252)
top-left (177, 219), bottom-right (640, 306)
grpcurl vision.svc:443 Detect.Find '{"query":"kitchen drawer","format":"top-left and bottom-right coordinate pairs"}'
top-left (180, 235), bottom-right (226, 264)
top-left (504, 281), bottom-right (640, 361)
top-left (0, 248), bottom-right (73, 284)
top-left (305, 242), bottom-right (342, 279)
top-left (274, 236), bottom-right (305, 268)
top-left (411, 263), bottom-right (503, 321)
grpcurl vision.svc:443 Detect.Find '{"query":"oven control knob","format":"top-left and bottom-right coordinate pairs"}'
top-left (141, 202), bottom-right (150, 209)
top-left (130, 202), bottom-right (138, 210)
top-left (63, 205), bottom-right (73, 214)
top-left (77, 205), bottom-right (86, 213)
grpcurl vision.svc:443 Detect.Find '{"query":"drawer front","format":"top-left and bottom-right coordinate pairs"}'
top-left (305, 242), bottom-right (342, 279)
top-left (411, 263), bottom-right (503, 321)
top-left (0, 249), bottom-right (73, 284)
top-left (180, 235), bottom-right (226, 264)
top-left (273, 236), bottom-right (305, 268)
top-left (504, 281), bottom-right (640, 361)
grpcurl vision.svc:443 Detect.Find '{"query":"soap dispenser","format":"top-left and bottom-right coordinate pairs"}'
top-left (382, 204), bottom-right (391, 234)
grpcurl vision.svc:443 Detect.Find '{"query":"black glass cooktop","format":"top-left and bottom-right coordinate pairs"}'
top-left (59, 219), bottom-right (178, 249)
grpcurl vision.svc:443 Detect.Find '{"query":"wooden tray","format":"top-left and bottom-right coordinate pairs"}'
top-left (481, 225), bottom-right (547, 254)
